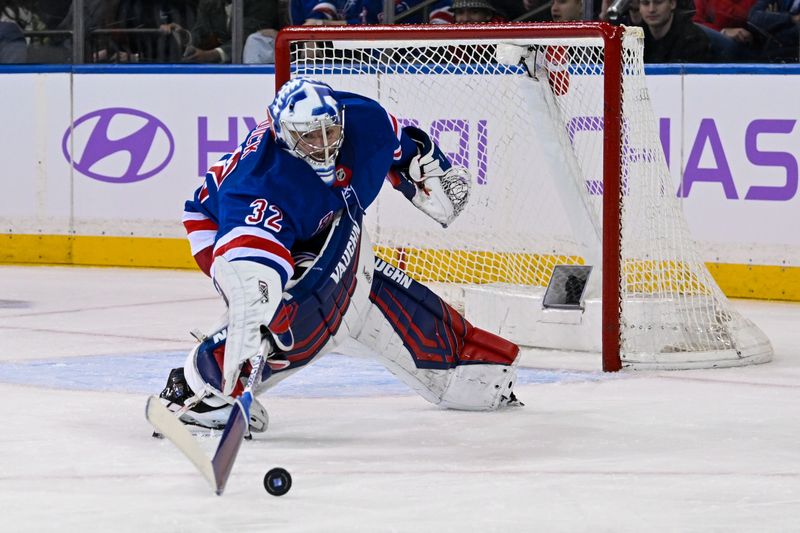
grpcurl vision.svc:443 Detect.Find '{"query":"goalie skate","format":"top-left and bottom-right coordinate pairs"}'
top-left (158, 367), bottom-right (269, 433)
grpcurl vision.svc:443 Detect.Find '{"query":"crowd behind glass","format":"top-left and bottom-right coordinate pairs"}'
top-left (0, 0), bottom-right (796, 64)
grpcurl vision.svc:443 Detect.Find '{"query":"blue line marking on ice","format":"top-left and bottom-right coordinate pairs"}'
top-left (0, 352), bottom-right (612, 397)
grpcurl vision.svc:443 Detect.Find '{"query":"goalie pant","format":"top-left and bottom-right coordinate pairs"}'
top-left (185, 209), bottom-right (520, 411)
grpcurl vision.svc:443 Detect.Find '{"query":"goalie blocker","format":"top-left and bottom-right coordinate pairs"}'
top-left (164, 209), bottom-right (521, 427)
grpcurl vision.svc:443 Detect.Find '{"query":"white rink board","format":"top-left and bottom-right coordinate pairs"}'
top-left (67, 73), bottom-right (276, 237)
top-left (0, 69), bottom-right (799, 267)
top-left (0, 73), bottom-right (72, 231)
top-left (678, 75), bottom-right (800, 265)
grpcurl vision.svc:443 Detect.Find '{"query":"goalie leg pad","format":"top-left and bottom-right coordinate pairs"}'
top-left (161, 343), bottom-right (271, 432)
top-left (212, 257), bottom-right (283, 396)
top-left (267, 210), bottom-right (375, 364)
top-left (179, 210), bottom-right (377, 408)
top-left (356, 260), bottom-right (521, 410)
top-left (182, 325), bottom-right (297, 400)
top-left (436, 346), bottom-right (520, 410)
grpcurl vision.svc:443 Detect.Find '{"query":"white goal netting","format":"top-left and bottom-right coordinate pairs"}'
top-left (282, 25), bottom-right (772, 370)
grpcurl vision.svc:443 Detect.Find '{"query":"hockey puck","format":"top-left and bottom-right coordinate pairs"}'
top-left (263, 467), bottom-right (292, 496)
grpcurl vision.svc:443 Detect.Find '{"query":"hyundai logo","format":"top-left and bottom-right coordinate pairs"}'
top-left (62, 107), bottom-right (175, 183)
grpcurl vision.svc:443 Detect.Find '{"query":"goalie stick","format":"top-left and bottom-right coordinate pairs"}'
top-left (146, 337), bottom-right (270, 495)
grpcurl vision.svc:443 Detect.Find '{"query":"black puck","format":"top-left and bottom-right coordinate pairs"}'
top-left (263, 467), bottom-right (292, 496)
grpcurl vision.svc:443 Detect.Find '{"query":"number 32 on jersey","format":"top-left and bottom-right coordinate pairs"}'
top-left (246, 199), bottom-right (283, 231)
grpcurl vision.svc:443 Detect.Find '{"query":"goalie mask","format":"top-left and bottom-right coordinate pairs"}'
top-left (269, 78), bottom-right (345, 186)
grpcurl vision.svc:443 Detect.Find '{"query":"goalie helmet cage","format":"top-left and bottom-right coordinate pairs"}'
top-left (274, 23), bottom-right (773, 371)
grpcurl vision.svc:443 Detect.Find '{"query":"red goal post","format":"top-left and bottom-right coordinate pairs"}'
top-left (273, 23), bottom-right (772, 372)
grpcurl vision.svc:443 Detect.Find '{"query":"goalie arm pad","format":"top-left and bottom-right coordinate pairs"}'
top-left (390, 126), bottom-right (472, 228)
top-left (212, 257), bottom-right (282, 396)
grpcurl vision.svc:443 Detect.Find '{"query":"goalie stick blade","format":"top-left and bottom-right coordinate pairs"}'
top-left (145, 396), bottom-right (217, 491)
top-left (210, 394), bottom-right (252, 496)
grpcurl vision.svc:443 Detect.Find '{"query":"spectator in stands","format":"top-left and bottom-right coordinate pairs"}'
top-left (35, 0), bottom-right (72, 28)
top-left (162, 0), bottom-right (278, 63)
top-left (346, 0), bottom-right (454, 24)
top-left (494, 0), bottom-right (529, 19)
top-left (550, 0), bottom-right (584, 20)
top-left (748, 0), bottom-right (800, 61)
top-left (521, 0), bottom-right (556, 20)
top-left (110, 0), bottom-right (198, 63)
top-left (284, 0), bottom-right (345, 64)
top-left (49, 0), bottom-right (120, 62)
top-left (603, 0), bottom-right (645, 24)
top-left (1, 1), bottom-right (45, 30)
top-left (243, 28), bottom-right (278, 63)
top-left (0, 20), bottom-right (26, 62)
top-left (451, 0), bottom-right (508, 22)
top-left (1, 1), bottom-right (44, 62)
top-left (624, 0), bottom-right (644, 24)
top-left (5, 0), bottom-right (150, 63)
top-left (288, 0), bottom-right (347, 24)
top-left (641, 0), bottom-right (712, 61)
top-left (693, 0), bottom-right (757, 60)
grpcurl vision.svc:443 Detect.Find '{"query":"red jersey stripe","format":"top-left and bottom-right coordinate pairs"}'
top-left (213, 234), bottom-right (294, 267)
top-left (183, 218), bottom-right (218, 233)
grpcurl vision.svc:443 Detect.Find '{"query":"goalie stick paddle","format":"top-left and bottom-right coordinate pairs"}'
top-left (145, 337), bottom-right (270, 495)
top-left (210, 352), bottom-right (266, 495)
top-left (145, 396), bottom-right (217, 490)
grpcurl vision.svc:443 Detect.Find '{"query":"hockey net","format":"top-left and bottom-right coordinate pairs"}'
top-left (275, 23), bottom-right (772, 371)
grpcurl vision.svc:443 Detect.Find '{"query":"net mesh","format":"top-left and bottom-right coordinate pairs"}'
top-left (285, 26), bottom-right (772, 369)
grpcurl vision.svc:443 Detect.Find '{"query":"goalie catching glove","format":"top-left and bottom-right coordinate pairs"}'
top-left (401, 126), bottom-right (472, 228)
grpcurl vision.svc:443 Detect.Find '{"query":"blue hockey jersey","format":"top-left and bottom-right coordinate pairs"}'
top-left (289, 0), bottom-right (452, 24)
top-left (289, 0), bottom-right (347, 23)
top-left (182, 91), bottom-right (418, 286)
top-left (345, 0), bottom-right (453, 24)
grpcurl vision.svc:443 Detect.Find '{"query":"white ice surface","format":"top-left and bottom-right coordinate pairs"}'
top-left (1, 265), bottom-right (798, 532)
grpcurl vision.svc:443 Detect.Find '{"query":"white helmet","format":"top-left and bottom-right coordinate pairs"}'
top-left (268, 78), bottom-right (345, 186)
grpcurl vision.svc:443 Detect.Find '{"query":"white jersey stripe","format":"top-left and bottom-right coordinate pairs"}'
top-left (312, 2), bottom-right (337, 18)
top-left (182, 211), bottom-right (210, 222)
top-left (187, 230), bottom-right (216, 256)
